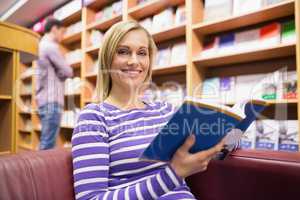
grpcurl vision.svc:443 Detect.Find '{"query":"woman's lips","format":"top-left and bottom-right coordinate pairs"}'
top-left (120, 69), bottom-right (143, 78)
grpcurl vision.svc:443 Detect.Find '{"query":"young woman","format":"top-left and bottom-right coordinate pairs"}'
top-left (72, 21), bottom-right (224, 200)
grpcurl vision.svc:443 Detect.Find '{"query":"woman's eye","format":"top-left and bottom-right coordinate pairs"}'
top-left (117, 49), bottom-right (129, 55)
top-left (138, 51), bottom-right (148, 56)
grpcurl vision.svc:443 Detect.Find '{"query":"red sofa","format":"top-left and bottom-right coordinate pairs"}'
top-left (0, 149), bottom-right (299, 200)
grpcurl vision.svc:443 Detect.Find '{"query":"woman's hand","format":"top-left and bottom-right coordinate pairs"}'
top-left (170, 134), bottom-right (225, 178)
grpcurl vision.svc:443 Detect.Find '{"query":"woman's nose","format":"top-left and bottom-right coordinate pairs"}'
top-left (128, 53), bottom-right (138, 65)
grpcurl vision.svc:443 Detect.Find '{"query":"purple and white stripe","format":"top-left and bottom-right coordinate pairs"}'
top-left (72, 102), bottom-right (196, 200)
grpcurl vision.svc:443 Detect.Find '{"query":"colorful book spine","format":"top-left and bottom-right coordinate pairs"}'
top-left (259, 22), bottom-right (281, 47)
top-left (281, 20), bottom-right (296, 44)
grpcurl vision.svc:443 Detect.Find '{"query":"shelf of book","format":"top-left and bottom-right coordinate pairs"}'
top-left (152, 64), bottom-right (186, 76)
top-left (192, 0), bottom-right (295, 35)
top-left (0, 95), bottom-right (12, 100)
top-left (18, 143), bottom-right (33, 150)
top-left (21, 0), bottom-right (300, 153)
top-left (193, 43), bottom-right (296, 68)
top-left (60, 10), bottom-right (82, 26)
top-left (85, 45), bottom-right (100, 55)
top-left (61, 32), bottom-right (81, 45)
top-left (86, 14), bottom-right (122, 31)
top-left (0, 151), bottom-right (11, 156)
top-left (70, 61), bottom-right (81, 69)
top-left (152, 24), bottom-right (186, 43)
top-left (61, 126), bottom-right (75, 130)
top-left (128, 0), bottom-right (184, 19)
top-left (84, 0), bottom-right (111, 10)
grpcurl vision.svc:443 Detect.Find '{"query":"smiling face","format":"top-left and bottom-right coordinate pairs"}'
top-left (110, 29), bottom-right (150, 93)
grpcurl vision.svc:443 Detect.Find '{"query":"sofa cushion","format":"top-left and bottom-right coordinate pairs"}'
top-left (0, 149), bottom-right (74, 200)
top-left (186, 150), bottom-right (300, 200)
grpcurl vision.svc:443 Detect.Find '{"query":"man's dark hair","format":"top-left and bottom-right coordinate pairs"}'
top-left (44, 18), bottom-right (62, 33)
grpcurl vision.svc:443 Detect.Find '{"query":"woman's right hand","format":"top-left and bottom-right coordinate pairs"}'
top-left (170, 134), bottom-right (225, 179)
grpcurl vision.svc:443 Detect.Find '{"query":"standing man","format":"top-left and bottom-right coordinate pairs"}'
top-left (36, 18), bottom-right (73, 150)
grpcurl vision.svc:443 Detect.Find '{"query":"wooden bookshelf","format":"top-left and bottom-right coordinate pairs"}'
top-left (128, 0), bottom-right (185, 19)
top-left (85, 45), bottom-right (100, 55)
top-left (192, 0), bottom-right (295, 35)
top-left (14, 0), bottom-right (300, 154)
top-left (193, 43), bottom-right (296, 68)
top-left (0, 21), bottom-right (39, 154)
top-left (61, 31), bottom-right (81, 45)
top-left (153, 64), bottom-right (186, 76)
top-left (60, 10), bottom-right (82, 26)
top-left (86, 14), bottom-right (122, 31)
top-left (152, 24), bottom-right (186, 43)
top-left (0, 95), bottom-right (12, 100)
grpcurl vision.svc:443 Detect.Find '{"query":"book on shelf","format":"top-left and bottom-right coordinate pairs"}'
top-left (235, 29), bottom-right (260, 52)
top-left (278, 120), bottom-right (299, 152)
top-left (201, 70), bottom-right (298, 103)
top-left (218, 33), bottom-right (235, 54)
top-left (282, 71), bottom-right (297, 99)
top-left (152, 8), bottom-right (174, 32)
top-left (201, 77), bottom-right (221, 101)
top-left (264, 0), bottom-right (288, 6)
top-left (281, 20), bottom-right (296, 44)
top-left (160, 82), bottom-right (186, 109)
top-left (53, 0), bottom-right (81, 21)
top-left (64, 21), bottom-right (82, 37)
top-left (204, 0), bottom-right (233, 22)
top-left (89, 30), bottom-right (103, 46)
top-left (201, 37), bottom-right (219, 57)
top-left (233, 0), bottom-right (263, 15)
top-left (255, 120), bottom-right (279, 150)
top-left (174, 5), bottom-right (186, 25)
top-left (140, 97), bottom-right (268, 162)
top-left (220, 77), bottom-right (236, 103)
top-left (112, 1), bottom-right (122, 15)
top-left (154, 46), bottom-right (171, 68)
top-left (259, 22), bottom-right (281, 47)
top-left (170, 42), bottom-right (186, 65)
top-left (240, 122), bottom-right (256, 149)
top-left (139, 17), bottom-right (153, 33)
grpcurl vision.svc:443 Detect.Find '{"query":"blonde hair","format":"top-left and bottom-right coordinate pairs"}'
top-left (96, 20), bottom-right (157, 102)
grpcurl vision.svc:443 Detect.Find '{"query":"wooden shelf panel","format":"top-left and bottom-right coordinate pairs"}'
top-left (20, 75), bottom-right (32, 81)
top-left (85, 73), bottom-right (97, 79)
top-left (226, 99), bottom-right (298, 106)
top-left (87, 14), bottom-right (122, 31)
top-left (193, 43), bottom-right (296, 68)
top-left (70, 61), bottom-right (81, 68)
top-left (18, 143), bottom-right (33, 150)
top-left (0, 151), bottom-right (11, 156)
top-left (193, 0), bottom-right (295, 35)
top-left (20, 93), bottom-right (32, 97)
top-left (18, 129), bottom-right (32, 134)
top-left (19, 111), bottom-right (31, 115)
top-left (61, 32), bottom-right (81, 45)
top-left (85, 0), bottom-right (111, 10)
top-left (152, 63), bottom-right (186, 75)
top-left (128, 0), bottom-right (184, 19)
top-left (85, 45), bottom-right (100, 55)
top-left (152, 24), bottom-right (185, 43)
top-left (61, 10), bottom-right (81, 26)
top-left (61, 125), bottom-right (75, 129)
top-left (0, 95), bottom-right (12, 100)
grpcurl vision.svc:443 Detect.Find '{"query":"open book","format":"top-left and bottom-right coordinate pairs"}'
top-left (140, 97), bottom-right (269, 162)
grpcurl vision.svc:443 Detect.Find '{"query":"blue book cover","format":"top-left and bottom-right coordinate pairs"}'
top-left (140, 97), bottom-right (268, 162)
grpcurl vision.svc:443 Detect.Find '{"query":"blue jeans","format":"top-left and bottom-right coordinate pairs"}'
top-left (38, 102), bottom-right (62, 150)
